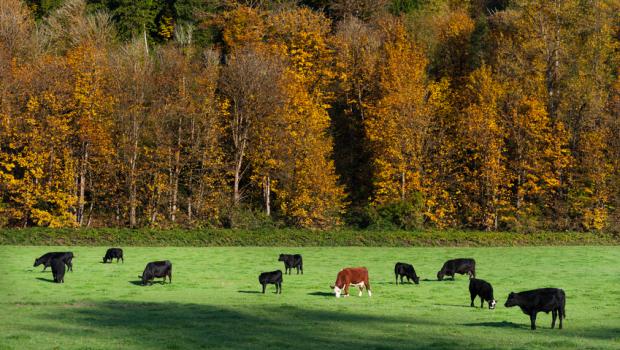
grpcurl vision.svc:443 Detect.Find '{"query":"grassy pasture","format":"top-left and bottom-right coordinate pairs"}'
top-left (0, 245), bottom-right (618, 350)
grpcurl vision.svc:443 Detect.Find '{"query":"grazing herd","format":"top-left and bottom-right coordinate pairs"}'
top-left (32, 249), bottom-right (567, 330)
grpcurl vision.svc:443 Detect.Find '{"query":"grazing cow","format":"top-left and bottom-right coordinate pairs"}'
top-left (51, 258), bottom-right (65, 283)
top-left (103, 248), bottom-right (124, 263)
top-left (140, 260), bottom-right (172, 285)
top-left (437, 258), bottom-right (475, 280)
top-left (278, 254), bottom-right (303, 275)
top-left (504, 288), bottom-right (566, 330)
top-left (34, 252), bottom-right (74, 272)
top-left (394, 262), bottom-right (420, 285)
top-left (259, 270), bottom-right (283, 294)
top-left (331, 267), bottom-right (371, 298)
top-left (469, 278), bottom-right (496, 309)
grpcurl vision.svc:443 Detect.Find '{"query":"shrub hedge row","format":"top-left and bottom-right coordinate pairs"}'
top-left (0, 228), bottom-right (618, 247)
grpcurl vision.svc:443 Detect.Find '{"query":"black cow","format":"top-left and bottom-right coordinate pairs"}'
top-left (51, 258), bottom-right (65, 283)
top-left (505, 288), bottom-right (566, 330)
top-left (140, 260), bottom-right (172, 285)
top-left (469, 278), bottom-right (496, 309)
top-left (103, 248), bottom-right (124, 263)
top-left (34, 252), bottom-right (74, 272)
top-left (259, 270), bottom-right (282, 294)
top-left (394, 262), bottom-right (420, 285)
top-left (437, 258), bottom-right (475, 280)
top-left (278, 254), bottom-right (303, 275)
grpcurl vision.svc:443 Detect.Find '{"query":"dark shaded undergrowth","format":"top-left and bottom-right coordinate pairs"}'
top-left (1, 228), bottom-right (618, 247)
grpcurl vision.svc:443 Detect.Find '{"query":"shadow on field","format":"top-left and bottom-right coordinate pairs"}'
top-left (26, 301), bottom-right (471, 350)
top-left (462, 321), bottom-right (525, 329)
top-left (237, 290), bottom-right (261, 294)
top-left (307, 291), bottom-right (333, 297)
top-left (35, 277), bottom-right (56, 283)
top-left (433, 303), bottom-right (470, 308)
top-left (26, 301), bottom-right (620, 349)
top-left (128, 280), bottom-right (169, 286)
top-left (421, 278), bottom-right (451, 282)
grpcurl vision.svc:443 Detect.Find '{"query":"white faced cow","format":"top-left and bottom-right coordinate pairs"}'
top-left (331, 267), bottom-right (372, 298)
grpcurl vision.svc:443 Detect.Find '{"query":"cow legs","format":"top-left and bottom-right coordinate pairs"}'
top-left (529, 313), bottom-right (537, 330)
top-left (470, 293), bottom-right (476, 307)
top-left (300, 264), bottom-right (303, 275)
top-left (278, 282), bottom-right (282, 294)
top-left (558, 307), bottom-right (563, 329)
top-left (551, 309), bottom-right (557, 329)
top-left (296, 266), bottom-right (299, 274)
top-left (262, 283), bottom-right (266, 294)
top-left (480, 298), bottom-right (484, 308)
top-left (358, 284), bottom-right (364, 297)
top-left (366, 281), bottom-right (372, 297)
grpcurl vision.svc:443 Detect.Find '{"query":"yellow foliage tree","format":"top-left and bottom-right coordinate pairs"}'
top-left (0, 57), bottom-right (77, 227)
top-left (365, 19), bottom-right (429, 205)
top-left (66, 42), bottom-right (114, 226)
top-left (455, 66), bottom-right (509, 230)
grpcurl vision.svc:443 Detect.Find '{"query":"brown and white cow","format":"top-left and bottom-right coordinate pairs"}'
top-left (330, 267), bottom-right (372, 298)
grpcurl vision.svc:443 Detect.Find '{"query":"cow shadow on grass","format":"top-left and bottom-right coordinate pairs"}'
top-left (421, 278), bottom-right (451, 282)
top-left (433, 303), bottom-right (471, 308)
top-left (307, 291), bottom-right (333, 297)
top-left (128, 280), bottom-right (168, 286)
top-left (237, 290), bottom-right (261, 294)
top-left (35, 277), bottom-right (56, 283)
top-left (462, 321), bottom-right (525, 329)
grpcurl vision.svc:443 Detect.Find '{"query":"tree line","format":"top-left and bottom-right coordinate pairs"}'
top-left (1, 0), bottom-right (619, 231)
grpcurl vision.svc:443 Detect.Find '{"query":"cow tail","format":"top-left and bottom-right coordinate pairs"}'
top-left (562, 298), bottom-right (566, 319)
top-left (561, 290), bottom-right (566, 319)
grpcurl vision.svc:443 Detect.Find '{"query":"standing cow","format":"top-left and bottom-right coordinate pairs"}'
top-left (103, 248), bottom-right (124, 263)
top-left (437, 258), bottom-right (475, 280)
top-left (394, 262), bottom-right (420, 285)
top-left (50, 258), bottom-right (65, 283)
top-left (34, 252), bottom-right (74, 272)
top-left (259, 270), bottom-right (283, 294)
top-left (469, 278), bottom-right (496, 309)
top-left (331, 267), bottom-right (372, 298)
top-left (140, 260), bottom-right (172, 285)
top-left (505, 288), bottom-right (566, 330)
top-left (278, 254), bottom-right (303, 275)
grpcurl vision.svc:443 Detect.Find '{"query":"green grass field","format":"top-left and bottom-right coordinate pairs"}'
top-left (0, 246), bottom-right (618, 350)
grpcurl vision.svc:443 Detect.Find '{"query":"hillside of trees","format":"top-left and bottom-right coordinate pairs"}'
top-left (1, 0), bottom-right (619, 231)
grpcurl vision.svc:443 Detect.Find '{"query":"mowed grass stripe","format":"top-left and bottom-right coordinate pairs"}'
top-left (0, 246), bottom-right (618, 350)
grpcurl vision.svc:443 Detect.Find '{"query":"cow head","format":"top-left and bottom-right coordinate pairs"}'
top-left (33, 258), bottom-right (41, 267)
top-left (413, 275), bottom-right (420, 285)
top-left (330, 284), bottom-right (342, 298)
top-left (140, 272), bottom-right (152, 285)
top-left (278, 254), bottom-right (285, 261)
top-left (504, 292), bottom-right (517, 307)
top-left (437, 270), bottom-right (445, 281)
top-left (489, 299), bottom-right (497, 309)
top-left (102, 256), bottom-right (107, 263)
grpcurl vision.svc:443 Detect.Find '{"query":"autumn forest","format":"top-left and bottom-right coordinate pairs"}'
top-left (1, 0), bottom-right (619, 231)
